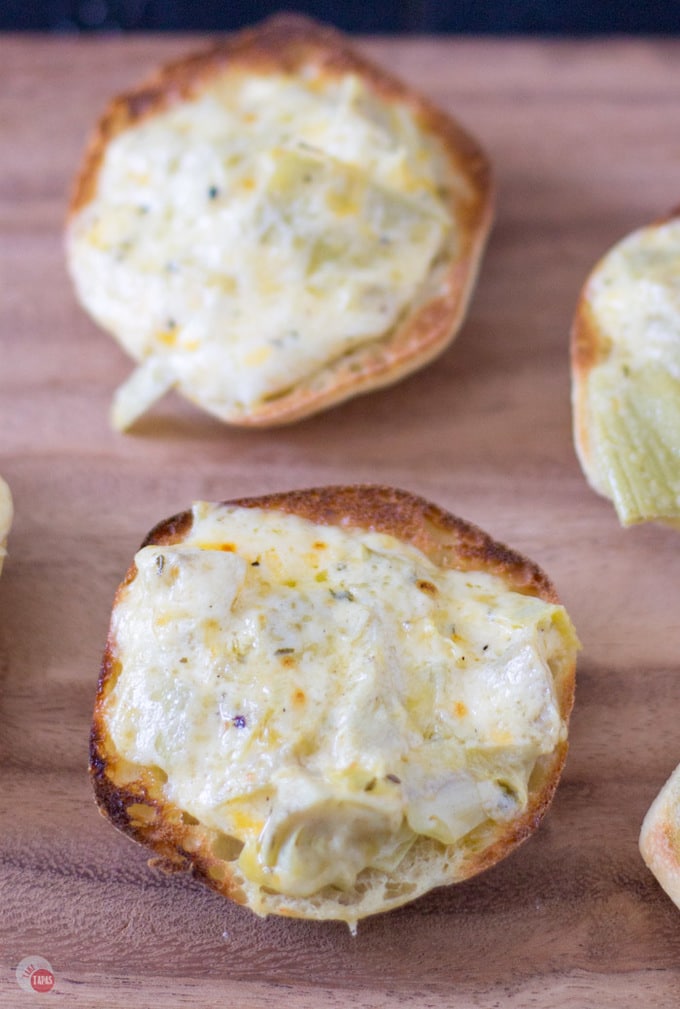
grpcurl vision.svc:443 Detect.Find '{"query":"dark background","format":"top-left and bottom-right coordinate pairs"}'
top-left (3, 0), bottom-right (680, 34)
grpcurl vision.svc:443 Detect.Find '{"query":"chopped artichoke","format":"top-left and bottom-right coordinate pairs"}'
top-left (587, 361), bottom-right (680, 525)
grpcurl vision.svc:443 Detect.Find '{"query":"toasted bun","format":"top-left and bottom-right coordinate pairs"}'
top-left (0, 477), bottom-right (12, 576)
top-left (640, 763), bottom-right (680, 910)
top-left (90, 485), bottom-right (578, 926)
top-left (66, 15), bottom-right (493, 430)
top-left (571, 212), bottom-right (680, 526)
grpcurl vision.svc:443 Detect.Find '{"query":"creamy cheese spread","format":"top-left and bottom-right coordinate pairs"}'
top-left (589, 220), bottom-right (680, 377)
top-left (105, 502), bottom-right (577, 899)
top-left (0, 478), bottom-right (12, 574)
top-left (68, 72), bottom-right (454, 427)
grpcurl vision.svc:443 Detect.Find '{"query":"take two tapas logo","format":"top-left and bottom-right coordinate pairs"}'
top-left (15, 956), bottom-right (55, 994)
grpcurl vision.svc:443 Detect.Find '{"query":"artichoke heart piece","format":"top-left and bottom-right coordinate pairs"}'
top-left (111, 356), bottom-right (177, 432)
top-left (571, 214), bottom-right (680, 527)
top-left (588, 363), bottom-right (680, 526)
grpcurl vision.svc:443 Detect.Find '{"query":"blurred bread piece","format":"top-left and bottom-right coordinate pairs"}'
top-left (0, 477), bottom-right (12, 575)
top-left (571, 213), bottom-right (680, 526)
top-left (90, 485), bottom-right (578, 927)
top-left (66, 14), bottom-right (493, 429)
top-left (640, 763), bottom-right (680, 910)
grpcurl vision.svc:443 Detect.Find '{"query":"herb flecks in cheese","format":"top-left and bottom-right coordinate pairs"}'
top-left (105, 503), bottom-right (576, 899)
top-left (68, 73), bottom-right (453, 427)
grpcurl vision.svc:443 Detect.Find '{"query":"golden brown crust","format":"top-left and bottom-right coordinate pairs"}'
top-left (68, 14), bottom-right (493, 427)
top-left (229, 485), bottom-right (559, 601)
top-left (90, 485), bottom-right (575, 920)
top-left (570, 292), bottom-right (609, 478)
top-left (137, 484), bottom-right (559, 602)
top-left (69, 14), bottom-right (491, 220)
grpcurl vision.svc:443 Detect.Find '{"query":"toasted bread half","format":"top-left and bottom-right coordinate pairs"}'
top-left (90, 485), bottom-right (578, 927)
top-left (0, 477), bottom-right (12, 576)
top-left (640, 763), bottom-right (680, 910)
top-left (571, 212), bottom-right (680, 526)
top-left (67, 15), bottom-right (493, 430)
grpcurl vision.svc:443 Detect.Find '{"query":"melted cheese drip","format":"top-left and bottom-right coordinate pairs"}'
top-left (0, 478), bottom-right (12, 575)
top-left (68, 73), bottom-right (455, 427)
top-left (105, 503), bottom-right (577, 900)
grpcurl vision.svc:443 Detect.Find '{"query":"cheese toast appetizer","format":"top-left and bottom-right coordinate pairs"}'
top-left (571, 213), bottom-right (680, 526)
top-left (67, 15), bottom-right (493, 430)
top-left (90, 485), bottom-right (578, 927)
top-left (640, 763), bottom-right (680, 910)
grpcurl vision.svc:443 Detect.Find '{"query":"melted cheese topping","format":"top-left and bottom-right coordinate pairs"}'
top-left (68, 72), bottom-right (455, 427)
top-left (589, 220), bottom-right (680, 376)
top-left (579, 220), bottom-right (680, 524)
top-left (105, 503), bottom-right (577, 900)
top-left (0, 478), bottom-right (12, 575)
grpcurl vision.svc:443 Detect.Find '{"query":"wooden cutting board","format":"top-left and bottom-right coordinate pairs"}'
top-left (2, 32), bottom-right (680, 1008)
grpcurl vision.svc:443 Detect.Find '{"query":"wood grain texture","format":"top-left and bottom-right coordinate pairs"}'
top-left (2, 32), bottom-right (680, 1007)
